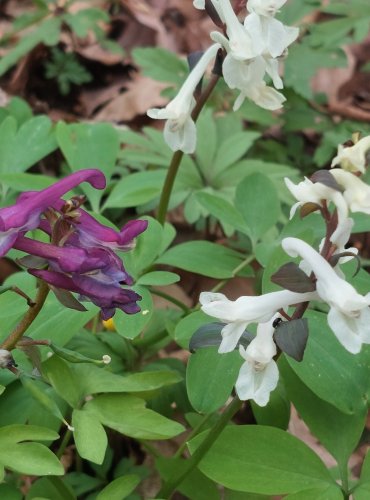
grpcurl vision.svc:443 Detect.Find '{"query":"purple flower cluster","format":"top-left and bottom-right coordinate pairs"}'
top-left (0, 169), bottom-right (147, 319)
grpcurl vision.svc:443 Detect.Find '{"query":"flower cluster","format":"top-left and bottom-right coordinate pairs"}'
top-left (0, 170), bottom-right (147, 320)
top-left (147, 0), bottom-right (298, 153)
top-left (199, 134), bottom-right (370, 406)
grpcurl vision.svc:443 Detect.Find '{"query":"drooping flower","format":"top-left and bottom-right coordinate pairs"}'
top-left (147, 43), bottom-right (221, 153)
top-left (199, 289), bottom-right (317, 353)
top-left (235, 316), bottom-right (279, 406)
top-left (331, 136), bottom-right (370, 174)
top-left (30, 268), bottom-right (141, 320)
top-left (282, 237), bottom-right (370, 354)
top-left (284, 176), bottom-right (348, 220)
top-left (245, 1), bottom-right (299, 59)
top-left (330, 168), bottom-right (370, 215)
top-left (0, 169), bottom-right (105, 257)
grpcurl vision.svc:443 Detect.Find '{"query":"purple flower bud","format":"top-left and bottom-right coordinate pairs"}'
top-left (0, 170), bottom-right (106, 256)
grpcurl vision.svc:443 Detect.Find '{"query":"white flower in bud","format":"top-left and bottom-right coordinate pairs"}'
top-left (282, 237), bottom-right (370, 354)
top-left (147, 43), bottom-right (221, 153)
top-left (0, 349), bottom-right (12, 368)
top-left (102, 355), bottom-right (111, 365)
top-left (199, 289), bottom-right (317, 353)
top-left (235, 316), bottom-right (279, 406)
top-left (330, 169), bottom-right (370, 215)
top-left (331, 136), bottom-right (370, 174)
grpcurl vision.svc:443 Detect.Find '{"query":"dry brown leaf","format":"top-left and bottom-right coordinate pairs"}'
top-left (93, 74), bottom-right (168, 122)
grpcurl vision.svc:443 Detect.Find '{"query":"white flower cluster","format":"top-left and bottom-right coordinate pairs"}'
top-left (199, 135), bottom-right (370, 407)
top-left (147, 0), bottom-right (298, 153)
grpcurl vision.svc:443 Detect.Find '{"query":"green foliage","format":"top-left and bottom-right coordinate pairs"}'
top-left (45, 48), bottom-right (92, 95)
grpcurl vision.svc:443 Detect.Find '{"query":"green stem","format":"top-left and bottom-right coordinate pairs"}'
top-left (339, 462), bottom-right (349, 498)
top-left (56, 428), bottom-right (72, 459)
top-left (173, 411), bottom-right (214, 459)
top-left (156, 396), bottom-right (242, 499)
top-left (150, 289), bottom-right (190, 314)
top-left (156, 73), bottom-right (220, 225)
top-left (211, 255), bottom-right (255, 294)
top-left (132, 329), bottom-right (169, 349)
top-left (1, 281), bottom-right (50, 350)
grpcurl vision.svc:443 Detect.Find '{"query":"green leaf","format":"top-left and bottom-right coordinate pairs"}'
top-left (132, 47), bottom-right (188, 85)
top-left (235, 173), bottom-right (280, 243)
top-left (42, 356), bottom-right (82, 408)
top-left (56, 122), bottom-right (119, 210)
top-left (26, 477), bottom-right (76, 500)
top-left (0, 425), bottom-right (62, 477)
top-left (21, 377), bottom-right (66, 424)
top-left (251, 380), bottom-right (290, 430)
top-left (187, 347), bottom-right (242, 413)
top-left (97, 474), bottom-right (140, 500)
top-left (174, 310), bottom-right (211, 349)
top-left (156, 457), bottom-right (219, 500)
top-left (0, 18), bottom-right (61, 76)
top-left (72, 409), bottom-right (107, 464)
top-left (156, 241), bottom-right (252, 279)
top-left (0, 173), bottom-right (55, 191)
top-left (355, 449), bottom-right (370, 498)
top-left (137, 271), bottom-right (180, 286)
top-left (0, 116), bottom-right (57, 173)
top-left (114, 285), bottom-right (153, 339)
top-left (84, 394), bottom-right (184, 439)
top-left (212, 131), bottom-right (260, 176)
top-left (280, 357), bottom-right (365, 468)
top-left (285, 485), bottom-right (344, 499)
top-left (104, 170), bottom-right (166, 209)
top-left (0, 484), bottom-right (22, 500)
top-left (64, 8), bottom-right (109, 38)
top-left (195, 192), bottom-right (248, 233)
top-left (286, 310), bottom-right (370, 414)
top-left (188, 426), bottom-right (334, 494)
top-left (285, 44), bottom-right (346, 99)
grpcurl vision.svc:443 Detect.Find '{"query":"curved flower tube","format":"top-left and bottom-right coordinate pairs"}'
top-left (235, 316), bottom-right (279, 406)
top-left (247, 0), bottom-right (288, 17)
top-left (147, 43), bottom-right (221, 153)
top-left (331, 136), bottom-right (370, 173)
top-left (284, 176), bottom-right (348, 221)
top-left (330, 169), bottom-right (370, 215)
top-left (0, 170), bottom-right (106, 257)
top-left (282, 237), bottom-right (370, 354)
top-left (199, 289), bottom-right (317, 353)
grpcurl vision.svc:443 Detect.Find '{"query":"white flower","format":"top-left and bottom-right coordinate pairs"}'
top-left (330, 169), bottom-right (370, 214)
top-left (282, 237), bottom-right (370, 354)
top-left (244, 11), bottom-right (299, 59)
top-left (199, 289), bottom-right (317, 353)
top-left (214, 0), bottom-right (255, 60)
top-left (331, 136), bottom-right (370, 174)
top-left (235, 317), bottom-right (279, 406)
top-left (147, 43), bottom-right (220, 153)
top-left (0, 349), bottom-right (12, 369)
top-left (284, 176), bottom-right (348, 221)
top-left (193, 0), bottom-right (206, 8)
top-left (247, 0), bottom-right (287, 17)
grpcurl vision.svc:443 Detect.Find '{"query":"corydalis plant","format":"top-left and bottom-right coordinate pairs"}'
top-left (0, 169), bottom-right (147, 319)
top-left (148, 0), bottom-right (298, 153)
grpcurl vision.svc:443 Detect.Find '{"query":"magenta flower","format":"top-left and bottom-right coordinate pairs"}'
top-left (0, 170), bottom-right (105, 256)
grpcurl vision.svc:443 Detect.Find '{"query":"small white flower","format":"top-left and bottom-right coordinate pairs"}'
top-left (235, 317), bottom-right (279, 406)
top-left (331, 136), bottom-right (370, 174)
top-left (330, 168), bottom-right (370, 215)
top-left (147, 43), bottom-right (220, 153)
top-left (199, 289), bottom-right (317, 353)
top-left (247, 0), bottom-right (288, 17)
top-left (244, 11), bottom-right (299, 59)
top-left (284, 176), bottom-right (348, 221)
top-left (102, 355), bottom-right (111, 364)
top-left (282, 237), bottom-right (370, 354)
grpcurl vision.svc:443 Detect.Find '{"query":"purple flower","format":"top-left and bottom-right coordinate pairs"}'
top-left (29, 268), bottom-right (141, 320)
top-left (0, 169), bottom-right (105, 256)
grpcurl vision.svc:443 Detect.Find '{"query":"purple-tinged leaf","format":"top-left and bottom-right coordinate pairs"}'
top-left (271, 262), bottom-right (316, 293)
top-left (274, 319), bottom-right (309, 361)
top-left (189, 322), bottom-right (254, 352)
top-left (329, 251), bottom-right (361, 277)
top-left (300, 202), bottom-right (321, 218)
top-left (311, 170), bottom-right (343, 192)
